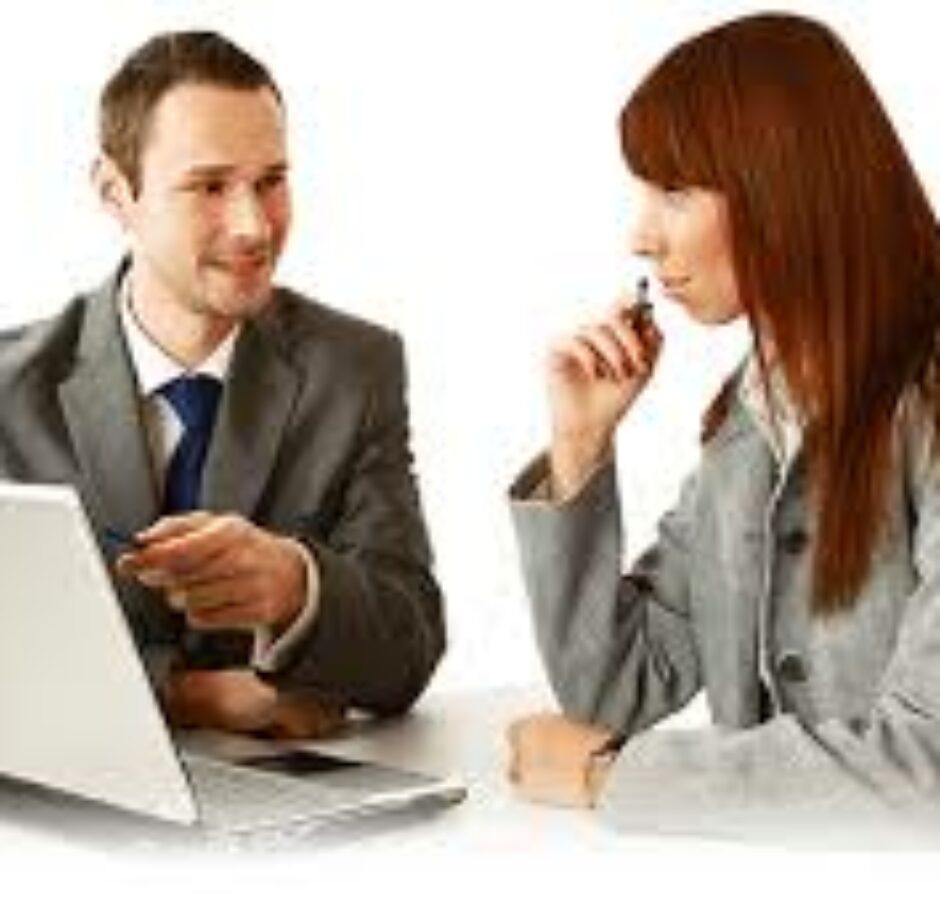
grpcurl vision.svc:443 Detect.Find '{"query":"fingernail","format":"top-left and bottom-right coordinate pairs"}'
top-left (136, 569), bottom-right (168, 588)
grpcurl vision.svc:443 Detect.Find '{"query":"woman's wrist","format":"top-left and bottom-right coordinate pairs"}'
top-left (584, 732), bottom-right (625, 806)
top-left (585, 753), bottom-right (613, 805)
top-left (549, 431), bottom-right (614, 501)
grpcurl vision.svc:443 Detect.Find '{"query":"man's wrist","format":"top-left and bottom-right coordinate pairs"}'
top-left (272, 536), bottom-right (310, 633)
top-left (253, 538), bottom-right (320, 674)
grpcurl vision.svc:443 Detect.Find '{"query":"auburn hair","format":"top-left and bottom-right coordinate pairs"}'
top-left (621, 13), bottom-right (940, 615)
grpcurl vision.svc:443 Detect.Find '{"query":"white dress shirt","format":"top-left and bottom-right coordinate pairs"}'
top-left (118, 291), bottom-right (319, 672)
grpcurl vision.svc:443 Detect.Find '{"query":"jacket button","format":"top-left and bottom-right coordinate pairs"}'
top-left (776, 652), bottom-right (809, 683)
top-left (780, 528), bottom-right (809, 554)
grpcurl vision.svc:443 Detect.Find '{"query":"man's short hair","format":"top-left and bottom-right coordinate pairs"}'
top-left (99, 30), bottom-right (282, 192)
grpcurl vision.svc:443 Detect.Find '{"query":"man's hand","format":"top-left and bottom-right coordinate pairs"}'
top-left (163, 669), bottom-right (278, 733)
top-left (163, 669), bottom-right (348, 738)
top-left (116, 512), bottom-right (307, 635)
top-left (506, 712), bottom-right (616, 808)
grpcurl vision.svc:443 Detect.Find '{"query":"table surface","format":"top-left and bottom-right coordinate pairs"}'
top-left (0, 684), bottom-right (623, 851)
top-left (4, 684), bottom-right (939, 898)
top-left (184, 682), bottom-right (621, 852)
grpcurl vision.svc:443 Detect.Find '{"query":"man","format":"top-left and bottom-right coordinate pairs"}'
top-left (0, 31), bottom-right (445, 735)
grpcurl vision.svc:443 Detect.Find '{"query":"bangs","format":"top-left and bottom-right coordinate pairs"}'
top-left (620, 80), bottom-right (684, 187)
top-left (619, 43), bottom-right (720, 191)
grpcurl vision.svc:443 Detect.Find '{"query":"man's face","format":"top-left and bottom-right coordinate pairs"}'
top-left (116, 83), bottom-right (291, 323)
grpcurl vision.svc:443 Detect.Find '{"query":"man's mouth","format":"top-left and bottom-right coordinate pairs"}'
top-left (212, 254), bottom-right (270, 277)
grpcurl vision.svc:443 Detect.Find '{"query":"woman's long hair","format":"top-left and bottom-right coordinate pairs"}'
top-left (621, 13), bottom-right (940, 615)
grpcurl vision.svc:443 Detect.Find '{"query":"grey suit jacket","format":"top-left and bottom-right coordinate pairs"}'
top-left (511, 380), bottom-right (940, 839)
top-left (0, 265), bottom-right (445, 715)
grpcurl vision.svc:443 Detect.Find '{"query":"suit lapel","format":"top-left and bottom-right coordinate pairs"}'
top-left (202, 306), bottom-right (301, 517)
top-left (58, 274), bottom-right (159, 533)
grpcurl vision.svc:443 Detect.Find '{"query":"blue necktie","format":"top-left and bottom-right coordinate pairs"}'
top-left (159, 374), bottom-right (222, 514)
top-left (159, 375), bottom-right (250, 668)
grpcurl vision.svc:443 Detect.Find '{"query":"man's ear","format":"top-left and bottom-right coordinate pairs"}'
top-left (91, 155), bottom-right (135, 227)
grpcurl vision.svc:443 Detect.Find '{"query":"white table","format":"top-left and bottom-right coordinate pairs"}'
top-left (174, 682), bottom-right (619, 852)
top-left (2, 685), bottom-right (936, 897)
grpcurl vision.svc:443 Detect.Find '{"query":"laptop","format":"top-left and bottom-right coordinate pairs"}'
top-left (0, 480), bottom-right (465, 840)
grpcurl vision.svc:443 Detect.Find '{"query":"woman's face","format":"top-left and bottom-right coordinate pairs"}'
top-left (631, 179), bottom-right (743, 325)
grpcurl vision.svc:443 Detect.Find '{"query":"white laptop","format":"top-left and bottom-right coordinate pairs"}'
top-left (0, 480), bottom-right (465, 840)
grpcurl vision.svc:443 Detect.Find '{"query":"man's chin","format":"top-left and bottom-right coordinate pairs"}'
top-left (205, 279), bottom-right (275, 319)
top-left (230, 289), bottom-right (275, 319)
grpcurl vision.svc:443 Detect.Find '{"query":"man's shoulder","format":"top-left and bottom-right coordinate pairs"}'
top-left (272, 286), bottom-right (398, 346)
top-left (263, 287), bottom-right (403, 373)
top-left (0, 295), bottom-right (92, 389)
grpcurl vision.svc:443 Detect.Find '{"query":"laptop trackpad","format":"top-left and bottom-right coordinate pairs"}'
top-left (235, 749), bottom-right (441, 792)
top-left (239, 750), bottom-right (364, 776)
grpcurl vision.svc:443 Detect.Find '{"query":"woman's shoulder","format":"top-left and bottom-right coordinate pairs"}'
top-left (897, 384), bottom-right (940, 484)
top-left (699, 357), bottom-right (753, 447)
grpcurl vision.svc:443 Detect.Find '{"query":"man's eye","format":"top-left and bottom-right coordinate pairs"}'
top-left (185, 180), bottom-right (225, 196)
top-left (257, 172), bottom-right (287, 192)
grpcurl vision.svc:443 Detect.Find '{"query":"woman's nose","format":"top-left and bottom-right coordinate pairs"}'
top-left (630, 208), bottom-right (665, 259)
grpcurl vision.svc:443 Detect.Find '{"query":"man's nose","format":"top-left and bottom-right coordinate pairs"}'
top-left (224, 185), bottom-right (272, 244)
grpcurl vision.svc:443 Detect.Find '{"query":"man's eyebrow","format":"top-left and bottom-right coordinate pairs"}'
top-left (179, 164), bottom-right (235, 181)
top-left (180, 162), bottom-right (290, 180)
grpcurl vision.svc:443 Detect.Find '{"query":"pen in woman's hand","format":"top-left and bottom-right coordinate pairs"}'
top-left (630, 276), bottom-right (654, 329)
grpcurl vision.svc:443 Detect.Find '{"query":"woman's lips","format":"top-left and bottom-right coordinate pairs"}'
top-left (660, 276), bottom-right (690, 296)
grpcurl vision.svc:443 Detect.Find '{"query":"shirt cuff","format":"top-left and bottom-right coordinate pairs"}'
top-left (252, 539), bottom-right (320, 673)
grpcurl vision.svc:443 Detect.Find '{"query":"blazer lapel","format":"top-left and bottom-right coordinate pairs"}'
top-left (201, 308), bottom-right (301, 517)
top-left (58, 274), bottom-right (159, 534)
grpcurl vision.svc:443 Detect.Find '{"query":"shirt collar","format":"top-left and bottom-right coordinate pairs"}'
top-left (118, 276), bottom-right (239, 396)
top-left (738, 352), bottom-right (803, 465)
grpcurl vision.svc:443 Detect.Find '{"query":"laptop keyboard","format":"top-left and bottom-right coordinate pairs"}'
top-left (182, 753), bottom-right (355, 832)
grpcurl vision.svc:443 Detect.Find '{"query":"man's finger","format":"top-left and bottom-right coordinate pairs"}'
top-left (122, 524), bottom-right (237, 577)
top-left (137, 511), bottom-right (215, 542)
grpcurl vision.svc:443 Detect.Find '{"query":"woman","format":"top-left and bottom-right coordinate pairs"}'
top-left (506, 12), bottom-right (940, 837)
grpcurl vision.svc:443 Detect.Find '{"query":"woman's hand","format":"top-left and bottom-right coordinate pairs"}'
top-left (547, 293), bottom-right (662, 499)
top-left (506, 712), bottom-right (616, 808)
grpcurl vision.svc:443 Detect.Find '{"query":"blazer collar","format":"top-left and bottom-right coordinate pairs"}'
top-left (58, 262), bottom-right (303, 528)
top-left (201, 307), bottom-right (302, 517)
top-left (58, 262), bottom-right (160, 533)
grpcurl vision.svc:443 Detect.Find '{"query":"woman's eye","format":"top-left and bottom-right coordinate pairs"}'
top-left (662, 186), bottom-right (689, 204)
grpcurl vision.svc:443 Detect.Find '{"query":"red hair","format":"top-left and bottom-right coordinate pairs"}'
top-left (621, 13), bottom-right (940, 614)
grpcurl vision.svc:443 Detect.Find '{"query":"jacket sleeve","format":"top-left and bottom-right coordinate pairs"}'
top-left (268, 335), bottom-right (445, 715)
top-left (509, 454), bottom-right (702, 736)
top-left (597, 417), bottom-right (940, 841)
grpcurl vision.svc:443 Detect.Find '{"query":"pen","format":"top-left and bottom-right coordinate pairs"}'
top-left (102, 526), bottom-right (142, 553)
top-left (632, 276), bottom-right (653, 324)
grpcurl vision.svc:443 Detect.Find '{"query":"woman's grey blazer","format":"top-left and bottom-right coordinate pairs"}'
top-left (510, 381), bottom-right (940, 839)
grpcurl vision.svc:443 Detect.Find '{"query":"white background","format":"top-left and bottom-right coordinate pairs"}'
top-left (3, 0), bottom-right (940, 889)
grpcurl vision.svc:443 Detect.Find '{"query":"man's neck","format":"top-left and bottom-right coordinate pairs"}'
top-left (127, 280), bottom-right (236, 369)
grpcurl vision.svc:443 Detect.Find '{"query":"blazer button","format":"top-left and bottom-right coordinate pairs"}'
top-left (776, 652), bottom-right (809, 684)
top-left (779, 528), bottom-right (809, 554)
